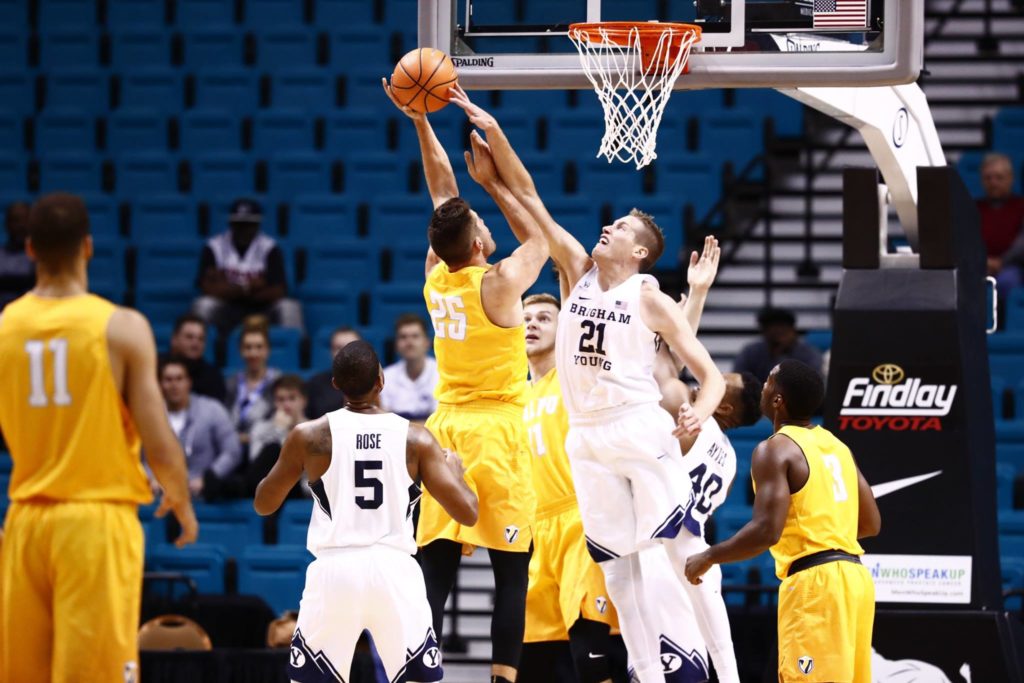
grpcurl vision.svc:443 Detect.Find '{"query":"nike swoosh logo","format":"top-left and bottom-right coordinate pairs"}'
top-left (588, 653), bottom-right (606, 659)
top-left (871, 471), bottom-right (942, 498)
top-left (578, 296), bottom-right (592, 301)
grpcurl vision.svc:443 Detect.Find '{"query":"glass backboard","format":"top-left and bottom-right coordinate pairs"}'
top-left (418, 0), bottom-right (923, 90)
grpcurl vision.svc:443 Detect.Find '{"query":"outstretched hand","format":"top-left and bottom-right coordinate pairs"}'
top-left (448, 84), bottom-right (498, 131)
top-left (672, 401), bottom-right (702, 438)
top-left (464, 130), bottom-right (500, 187)
top-left (687, 235), bottom-right (720, 292)
top-left (381, 77), bottom-right (425, 121)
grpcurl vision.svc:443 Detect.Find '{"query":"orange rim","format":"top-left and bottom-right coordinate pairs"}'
top-left (569, 21), bottom-right (701, 73)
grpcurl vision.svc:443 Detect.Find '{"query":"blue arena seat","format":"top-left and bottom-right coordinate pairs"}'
top-left (289, 194), bottom-right (357, 243)
top-left (267, 152), bottom-right (331, 198)
top-left (300, 286), bottom-right (360, 333)
top-left (270, 68), bottom-right (336, 111)
top-left (955, 150), bottom-right (985, 198)
top-left (327, 34), bottom-right (391, 72)
top-left (0, 32), bottom-right (27, 70)
top-left (190, 151), bottom-right (255, 199)
top-left (0, 451), bottom-right (11, 474)
top-left (698, 108), bottom-right (763, 171)
top-left (136, 242), bottom-right (203, 287)
top-left (180, 109), bottom-right (240, 152)
top-left (194, 68), bottom-right (259, 114)
top-left (36, 109), bottom-right (95, 152)
top-left (107, 108), bottom-right (168, 153)
top-left (611, 197), bottom-right (685, 269)
top-left (315, 0), bottom-right (375, 26)
top-left (537, 198), bottom-right (603, 246)
top-left (45, 69), bottom-right (109, 113)
top-left (181, 29), bottom-right (245, 69)
top-left (577, 156), bottom-right (645, 198)
top-left (370, 282), bottom-right (426, 327)
top-left (549, 111), bottom-right (607, 156)
top-left (367, 197), bottom-right (431, 243)
top-left (324, 109), bottom-right (388, 153)
top-left (40, 31), bottom-right (99, 69)
top-left (1007, 289), bottom-right (1024, 332)
top-left (733, 89), bottom-right (804, 137)
top-left (1000, 444), bottom-right (1024, 474)
top-left (255, 28), bottom-right (319, 69)
top-left (0, 71), bottom-right (33, 116)
top-left (191, 501), bottom-right (266, 560)
top-left (226, 326), bottom-right (303, 370)
top-left (0, 111), bottom-right (20, 152)
top-left (149, 544), bottom-right (228, 594)
top-left (276, 499), bottom-right (313, 546)
top-left (991, 354), bottom-right (1024, 385)
top-left (136, 283), bottom-right (198, 324)
top-left (344, 152), bottom-right (412, 198)
top-left (88, 242), bottom-right (126, 302)
top-left (118, 68), bottom-right (183, 110)
top-left (303, 241), bottom-right (379, 287)
top-left (38, 0), bottom-right (98, 29)
top-left (83, 193), bottom-right (120, 242)
top-left (110, 29), bottom-right (173, 67)
top-left (0, 154), bottom-right (25, 193)
top-left (1002, 556), bottom-right (1024, 610)
top-left (0, 0), bottom-right (27, 28)
top-left (116, 152), bottom-right (179, 195)
top-left (993, 108), bottom-right (1024, 155)
top-left (238, 546), bottom-right (312, 615)
top-left (651, 153), bottom-right (720, 216)
top-left (997, 463), bottom-right (1015, 511)
top-left (253, 109), bottom-right (315, 152)
top-left (131, 195), bottom-right (198, 243)
top-left (389, 244), bottom-right (427, 283)
top-left (494, 90), bottom-right (571, 114)
top-left (39, 153), bottom-right (103, 193)
top-left (1001, 535), bottom-right (1024, 560)
top-left (108, 0), bottom-right (169, 29)
top-left (176, 0), bottom-right (236, 28)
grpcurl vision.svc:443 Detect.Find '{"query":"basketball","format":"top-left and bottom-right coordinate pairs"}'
top-left (390, 48), bottom-right (459, 114)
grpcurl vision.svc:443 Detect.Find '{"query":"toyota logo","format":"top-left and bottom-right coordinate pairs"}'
top-left (892, 108), bottom-right (909, 148)
top-left (872, 364), bottom-right (905, 385)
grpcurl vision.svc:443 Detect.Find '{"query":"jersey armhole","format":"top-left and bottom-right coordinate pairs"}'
top-left (770, 432), bottom-right (811, 496)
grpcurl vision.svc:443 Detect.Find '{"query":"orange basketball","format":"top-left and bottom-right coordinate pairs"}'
top-left (390, 48), bottom-right (459, 114)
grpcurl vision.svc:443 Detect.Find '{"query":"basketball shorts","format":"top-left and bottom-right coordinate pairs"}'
top-left (418, 401), bottom-right (535, 554)
top-left (777, 560), bottom-right (875, 683)
top-left (0, 500), bottom-right (144, 683)
top-left (566, 404), bottom-right (691, 562)
top-left (290, 546), bottom-right (442, 683)
top-left (524, 501), bottom-right (620, 643)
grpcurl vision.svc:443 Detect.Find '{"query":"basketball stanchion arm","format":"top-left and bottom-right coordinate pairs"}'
top-left (776, 83), bottom-right (946, 252)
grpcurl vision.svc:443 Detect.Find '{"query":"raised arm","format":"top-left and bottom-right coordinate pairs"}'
top-left (408, 424), bottom-right (478, 526)
top-left (682, 235), bottom-right (720, 334)
top-left (856, 465), bottom-right (881, 539)
top-left (109, 308), bottom-right (197, 548)
top-left (383, 79), bottom-right (457, 208)
top-left (253, 421), bottom-right (308, 515)
top-left (449, 85), bottom-right (592, 288)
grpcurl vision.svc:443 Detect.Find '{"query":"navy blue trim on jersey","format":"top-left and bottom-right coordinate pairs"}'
top-left (407, 483), bottom-right (422, 520)
top-left (650, 505), bottom-right (686, 540)
top-left (585, 536), bottom-right (621, 563)
top-left (659, 634), bottom-right (709, 683)
top-left (390, 628), bottom-right (443, 683)
top-left (681, 506), bottom-right (702, 538)
top-left (310, 479), bottom-right (332, 519)
top-left (289, 628), bottom-right (345, 682)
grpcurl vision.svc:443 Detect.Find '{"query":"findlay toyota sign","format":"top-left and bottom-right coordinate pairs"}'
top-left (838, 364), bottom-right (958, 432)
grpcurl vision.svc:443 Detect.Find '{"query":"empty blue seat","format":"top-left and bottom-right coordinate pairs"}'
top-left (324, 110), bottom-right (388, 152)
top-left (1001, 534), bottom-right (1024, 560)
top-left (991, 354), bottom-right (1024, 384)
top-left (136, 242), bottom-right (202, 286)
top-left (190, 151), bottom-right (254, 199)
top-left (132, 195), bottom-right (198, 243)
top-left (0, 32), bottom-right (27, 70)
top-left (176, 0), bottom-right (236, 28)
top-left (548, 110), bottom-right (609, 158)
top-left (301, 286), bottom-right (359, 333)
top-left (182, 29), bottom-right (244, 68)
top-left (289, 194), bottom-right (356, 243)
top-left (119, 68), bottom-right (183, 110)
top-left (270, 68), bottom-right (336, 111)
top-left (956, 150), bottom-right (985, 198)
top-left (699, 108), bottom-right (763, 169)
top-left (45, 69), bottom-right (109, 112)
top-left (253, 109), bottom-right (315, 152)
top-left (194, 68), bottom-right (259, 113)
top-left (994, 108), bottom-right (1024, 154)
top-left (538, 198), bottom-right (603, 246)
top-left (345, 152), bottom-right (411, 199)
top-left (88, 242), bottom-right (126, 301)
top-left (368, 197), bottom-right (431, 243)
top-left (149, 543), bottom-right (227, 594)
top-left (611, 197), bottom-right (684, 269)
top-left (136, 282), bottom-right (196, 323)
top-left (108, 0), bottom-right (168, 29)
top-left (267, 152), bottom-right (331, 197)
top-left (651, 152), bottom-right (720, 216)
top-left (116, 152), bottom-right (178, 195)
top-left (276, 499), bottom-right (313, 546)
top-left (180, 109), bottom-right (240, 152)
top-left (83, 193), bottom-right (121, 242)
top-left (997, 462), bottom-right (1015, 510)
top-left (370, 282), bottom-right (425, 327)
top-left (110, 29), bottom-right (172, 67)
top-left (36, 109), bottom-right (95, 152)
top-left (38, 0), bottom-right (97, 29)
top-left (39, 153), bottom-right (103, 193)
top-left (328, 34), bottom-right (390, 72)
top-left (0, 451), bottom-right (12, 474)
top-left (0, 0), bottom-right (27, 27)
top-left (1002, 556), bottom-right (1024, 610)
top-left (0, 154), bottom-right (25, 192)
top-left (389, 244), bottom-right (427, 283)
top-left (577, 156), bottom-right (645, 198)
top-left (245, 0), bottom-right (305, 27)
top-left (1007, 288), bottom-right (1024, 332)
top-left (303, 241), bottom-right (378, 286)
top-left (238, 546), bottom-right (312, 615)
top-left (255, 28), bottom-right (319, 69)
top-left (107, 108), bottom-right (167, 152)
top-left (0, 71), bottom-right (33, 116)
top-left (40, 31), bottom-right (99, 69)
top-left (191, 501), bottom-right (265, 559)
top-left (733, 89), bottom-right (804, 137)
top-left (0, 111), bottom-right (20, 152)
top-left (227, 326), bottom-right (303, 369)
top-left (315, 0), bottom-right (375, 25)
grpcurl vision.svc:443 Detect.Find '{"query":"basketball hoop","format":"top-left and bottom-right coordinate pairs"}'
top-left (568, 22), bottom-right (701, 169)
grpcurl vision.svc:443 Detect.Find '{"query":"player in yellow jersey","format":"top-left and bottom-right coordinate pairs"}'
top-left (384, 81), bottom-right (549, 683)
top-left (684, 360), bottom-right (881, 683)
top-left (0, 193), bottom-right (198, 683)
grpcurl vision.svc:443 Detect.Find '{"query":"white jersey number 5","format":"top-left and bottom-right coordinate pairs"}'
top-left (428, 292), bottom-right (467, 340)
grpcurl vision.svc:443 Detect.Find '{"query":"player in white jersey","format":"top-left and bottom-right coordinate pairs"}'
top-left (254, 341), bottom-right (478, 683)
top-left (449, 86), bottom-right (727, 683)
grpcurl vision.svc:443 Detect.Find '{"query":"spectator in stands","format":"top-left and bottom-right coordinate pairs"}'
top-left (249, 375), bottom-right (308, 460)
top-left (978, 153), bottom-right (1024, 305)
top-left (159, 314), bottom-right (227, 404)
top-left (734, 307), bottom-right (823, 382)
top-left (192, 198), bottom-right (303, 335)
top-left (0, 201), bottom-right (33, 307)
top-left (157, 357), bottom-right (241, 499)
top-left (381, 313), bottom-right (437, 422)
top-left (226, 319), bottom-right (281, 446)
top-left (305, 326), bottom-right (361, 419)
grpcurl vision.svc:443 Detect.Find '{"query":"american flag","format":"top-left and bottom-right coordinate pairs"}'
top-left (812, 0), bottom-right (868, 29)
top-left (614, 300), bottom-right (627, 311)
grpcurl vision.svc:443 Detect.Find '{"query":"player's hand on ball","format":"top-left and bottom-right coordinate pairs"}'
top-left (687, 235), bottom-right (720, 292)
top-left (685, 551), bottom-right (713, 585)
top-left (381, 77), bottom-right (425, 121)
top-left (673, 402), bottom-right (702, 437)
top-left (464, 130), bottom-right (499, 187)
top-left (448, 84), bottom-right (498, 130)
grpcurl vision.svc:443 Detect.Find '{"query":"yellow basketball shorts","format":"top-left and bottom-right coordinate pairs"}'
top-left (418, 401), bottom-right (536, 554)
top-left (524, 502), bottom-right (619, 643)
top-left (0, 500), bottom-right (145, 683)
top-left (777, 559), bottom-right (875, 683)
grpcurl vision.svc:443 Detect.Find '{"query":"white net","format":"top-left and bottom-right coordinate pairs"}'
top-left (569, 23), bottom-right (699, 169)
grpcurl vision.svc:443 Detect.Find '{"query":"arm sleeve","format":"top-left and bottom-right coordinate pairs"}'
top-left (264, 247), bottom-right (287, 289)
top-left (209, 402), bottom-right (244, 479)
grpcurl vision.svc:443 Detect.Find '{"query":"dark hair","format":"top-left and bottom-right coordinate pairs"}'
top-left (272, 374), bottom-right (307, 398)
top-left (158, 355), bottom-right (191, 380)
top-left (173, 313), bottom-right (207, 335)
top-left (629, 208), bottom-right (665, 272)
top-left (332, 340), bottom-right (381, 398)
top-left (28, 193), bottom-right (90, 266)
top-left (774, 360), bottom-right (825, 421)
top-left (736, 372), bottom-right (763, 427)
top-left (757, 307), bottom-right (797, 329)
top-left (428, 197), bottom-right (476, 266)
top-left (394, 313), bottom-right (429, 336)
top-left (5, 201), bottom-right (29, 225)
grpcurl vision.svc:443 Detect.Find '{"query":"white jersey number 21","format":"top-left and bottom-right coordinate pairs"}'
top-left (26, 338), bottom-right (72, 407)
